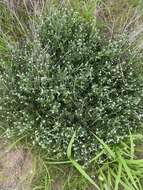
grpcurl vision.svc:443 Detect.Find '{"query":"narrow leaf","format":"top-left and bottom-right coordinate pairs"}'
top-left (67, 132), bottom-right (100, 190)
top-left (91, 132), bottom-right (116, 159)
top-left (114, 162), bottom-right (122, 190)
top-left (70, 158), bottom-right (100, 190)
top-left (67, 131), bottom-right (76, 158)
top-left (118, 155), bottom-right (138, 189)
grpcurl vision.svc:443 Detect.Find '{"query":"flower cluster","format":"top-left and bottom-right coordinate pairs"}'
top-left (1, 8), bottom-right (143, 162)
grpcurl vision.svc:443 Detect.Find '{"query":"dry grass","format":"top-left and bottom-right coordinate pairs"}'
top-left (96, 0), bottom-right (143, 43)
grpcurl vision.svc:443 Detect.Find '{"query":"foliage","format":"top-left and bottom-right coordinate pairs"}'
top-left (90, 134), bottom-right (143, 190)
top-left (1, 7), bottom-right (143, 162)
top-left (33, 134), bottom-right (143, 190)
top-left (1, 1), bottom-right (143, 190)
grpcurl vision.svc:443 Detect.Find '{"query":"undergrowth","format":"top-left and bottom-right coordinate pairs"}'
top-left (1, 132), bottom-right (143, 190)
top-left (0, 1), bottom-right (143, 190)
top-left (1, 5), bottom-right (143, 163)
top-left (97, 0), bottom-right (143, 42)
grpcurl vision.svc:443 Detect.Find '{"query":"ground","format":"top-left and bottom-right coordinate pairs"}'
top-left (0, 140), bottom-right (33, 190)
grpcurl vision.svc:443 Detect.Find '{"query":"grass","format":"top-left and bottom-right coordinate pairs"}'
top-left (0, 0), bottom-right (143, 190)
top-left (97, 0), bottom-right (143, 42)
top-left (1, 131), bottom-right (143, 190)
top-left (0, 1), bottom-right (28, 41)
top-left (1, 120), bottom-right (143, 190)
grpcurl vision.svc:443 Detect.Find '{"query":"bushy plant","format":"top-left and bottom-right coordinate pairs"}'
top-left (1, 8), bottom-right (143, 162)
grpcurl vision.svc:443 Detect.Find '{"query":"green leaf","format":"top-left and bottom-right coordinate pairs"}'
top-left (107, 165), bottom-right (113, 189)
top-left (67, 132), bottom-right (100, 190)
top-left (70, 158), bottom-right (100, 190)
top-left (91, 132), bottom-right (116, 159)
top-left (114, 162), bottom-right (122, 190)
top-left (125, 159), bottom-right (143, 165)
top-left (47, 161), bottom-right (71, 165)
top-left (118, 154), bottom-right (138, 189)
top-left (89, 150), bottom-right (104, 163)
top-left (111, 169), bottom-right (134, 190)
top-left (67, 131), bottom-right (76, 158)
top-left (129, 131), bottom-right (134, 159)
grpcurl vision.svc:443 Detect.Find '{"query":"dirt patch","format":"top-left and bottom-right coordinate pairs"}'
top-left (0, 141), bottom-right (33, 190)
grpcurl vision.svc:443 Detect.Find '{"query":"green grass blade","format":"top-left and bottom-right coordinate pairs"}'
top-left (136, 177), bottom-right (142, 190)
top-left (6, 135), bottom-right (27, 152)
top-left (130, 132), bottom-right (134, 159)
top-left (67, 132), bottom-right (100, 190)
top-left (89, 150), bottom-right (104, 163)
top-left (107, 165), bottom-right (113, 189)
top-left (122, 173), bottom-right (136, 190)
top-left (47, 161), bottom-right (71, 165)
top-left (125, 159), bottom-right (143, 165)
top-left (42, 160), bottom-right (52, 190)
top-left (118, 155), bottom-right (138, 189)
top-left (111, 169), bottom-right (134, 190)
top-left (70, 158), bottom-right (100, 190)
top-left (91, 132), bottom-right (116, 159)
top-left (114, 162), bottom-right (122, 190)
top-left (67, 131), bottom-right (76, 158)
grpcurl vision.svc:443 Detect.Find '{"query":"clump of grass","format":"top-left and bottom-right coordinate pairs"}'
top-left (92, 134), bottom-right (143, 190)
top-left (1, 6), bottom-right (143, 163)
top-left (0, 1), bottom-right (28, 41)
top-left (29, 133), bottom-right (143, 190)
top-left (1, 132), bottom-right (143, 190)
top-left (96, 0), bottom-right (143, 40)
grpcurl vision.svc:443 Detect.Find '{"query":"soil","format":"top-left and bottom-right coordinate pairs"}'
top-left (0, 140), bottom-right (33, 190)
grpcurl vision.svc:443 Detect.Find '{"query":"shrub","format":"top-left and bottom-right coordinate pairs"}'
top-left (1, 8), bottom-right (143, 162)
